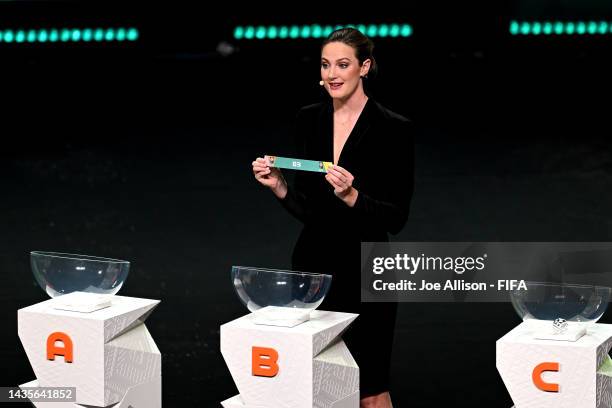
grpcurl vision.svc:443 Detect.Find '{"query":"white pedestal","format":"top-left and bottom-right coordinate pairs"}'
top-left (18, 295), bottom-right (162, 408)
top-left (221, 310), bottom-right (359, 408)
top-left (19, 377), bottom-right (161, 408)
top-left (497, 322), bottom-right (612, 408)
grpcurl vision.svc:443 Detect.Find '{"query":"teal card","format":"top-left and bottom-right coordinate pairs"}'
top-left (265, 155), bottom-right (332, 173)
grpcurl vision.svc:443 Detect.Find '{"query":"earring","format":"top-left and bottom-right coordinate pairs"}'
top-left (319, 80), bottom-right (324, 86)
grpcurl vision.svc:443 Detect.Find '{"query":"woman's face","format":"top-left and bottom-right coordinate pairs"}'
top-left (321, 41), bottom-right (370, 100)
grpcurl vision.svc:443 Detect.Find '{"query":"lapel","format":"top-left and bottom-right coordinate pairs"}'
top-left (341, 98), bottom-right (374, 166)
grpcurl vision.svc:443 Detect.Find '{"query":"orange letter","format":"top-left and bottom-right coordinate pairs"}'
top-left (532, 362), bottom-right (559, 392)
top-left (46, 332), bottom-right (73, 363)
top-left (252, 346), bottom-right (279, 377)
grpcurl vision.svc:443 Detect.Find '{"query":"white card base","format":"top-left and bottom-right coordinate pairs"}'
top-left (51, 291), bottom-right (113, 313)
top-left (252, 306), bottom-right (311, 328)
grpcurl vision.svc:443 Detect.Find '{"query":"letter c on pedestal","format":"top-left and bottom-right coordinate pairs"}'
top-left (252, 346), bottom-right (279, 377)
top-left (532, 362), bottom-right (559, 392)
top-left (46, 332), bottom-right (73, 363)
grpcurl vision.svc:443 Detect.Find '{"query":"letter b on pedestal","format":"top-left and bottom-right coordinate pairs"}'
top-left (252, 347), bottom-right (279, 377)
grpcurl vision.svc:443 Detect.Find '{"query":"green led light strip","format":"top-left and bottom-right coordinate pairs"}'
top-left (510, 20), bottom-right (612, 36)
top-left (233, 24), bottom-right (413, 40)
top-left (0, 27), bottom-right (139, 44)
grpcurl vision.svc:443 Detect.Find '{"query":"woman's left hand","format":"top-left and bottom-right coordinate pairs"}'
top-left (325, 165), bottom-right (359, 207)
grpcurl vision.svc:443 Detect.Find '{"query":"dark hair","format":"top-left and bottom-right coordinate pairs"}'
top-left (322, 27), bottom-right (377, 78)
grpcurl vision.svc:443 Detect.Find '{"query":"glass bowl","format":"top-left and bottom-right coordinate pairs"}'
top-left (231, 266), bottom-right (332, 327)
top-left (31, 251), bottom-right (130, 298)
top-left (510, 281), bottom-right (611, 341)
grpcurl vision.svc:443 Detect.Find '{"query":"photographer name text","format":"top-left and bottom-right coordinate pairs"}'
top-left (372, 279), bottom-right (527, 292)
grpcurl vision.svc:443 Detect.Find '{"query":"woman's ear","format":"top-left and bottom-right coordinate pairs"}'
top-left (361, 59), bottom-right (371, 77)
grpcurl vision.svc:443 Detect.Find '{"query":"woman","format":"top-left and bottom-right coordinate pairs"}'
top-left (252, 28), bottom-right (414, 408)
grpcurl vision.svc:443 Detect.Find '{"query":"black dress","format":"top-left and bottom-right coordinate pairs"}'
top-left (278, 97), bottom-right (414, 397)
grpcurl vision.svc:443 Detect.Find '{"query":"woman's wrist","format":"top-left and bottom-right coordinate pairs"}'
top-left (272, 179), bottom-right (288, 199)
top-left (343, 187), bottom-right (359, 207)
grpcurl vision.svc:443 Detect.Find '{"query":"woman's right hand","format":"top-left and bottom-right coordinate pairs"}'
top-left (252, 157), bottom-right (288, 199)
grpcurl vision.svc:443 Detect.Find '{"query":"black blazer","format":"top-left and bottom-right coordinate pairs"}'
top-left (279, 98), bottom-right (414, 243)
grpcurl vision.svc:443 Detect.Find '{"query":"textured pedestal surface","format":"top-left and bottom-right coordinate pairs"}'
top-left (221, 310), bottom-right (359, 408)
top-left (18, 295), bottom-right (162, 407)
top-left (497, 322), bottom-right (612, 408)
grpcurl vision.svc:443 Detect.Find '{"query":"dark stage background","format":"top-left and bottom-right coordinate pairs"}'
top-left (1, 1), bottom-right (611, 407)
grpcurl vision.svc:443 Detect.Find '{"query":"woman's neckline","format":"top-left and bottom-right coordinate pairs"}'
top-left (332, 94), bottom-right (370, 116)
top-left (330, 97), bottom-right (372, 165)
